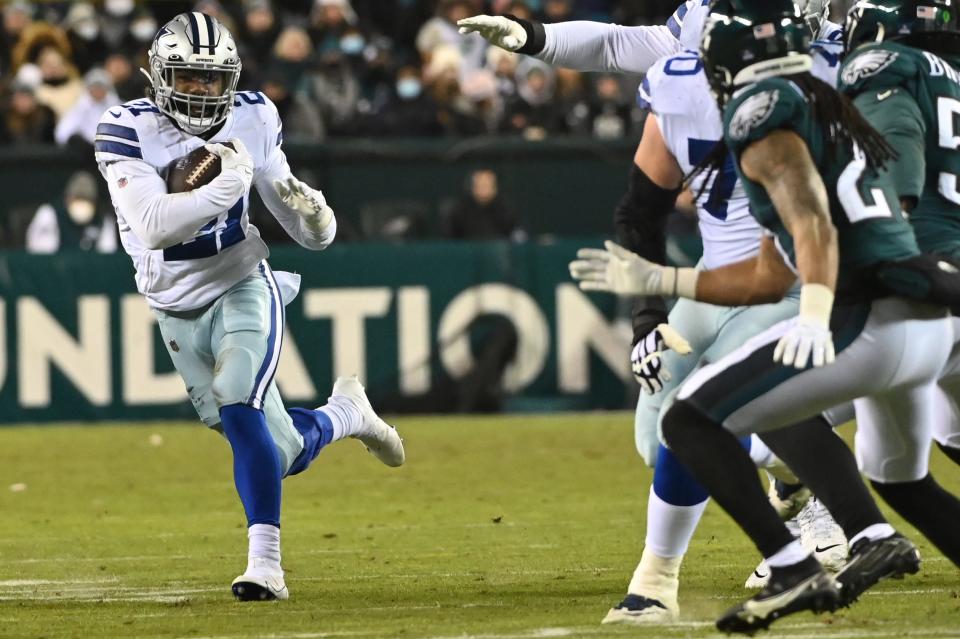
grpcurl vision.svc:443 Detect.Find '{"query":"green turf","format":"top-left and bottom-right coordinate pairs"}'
top-left (0, 414), bottom-right (957, 639)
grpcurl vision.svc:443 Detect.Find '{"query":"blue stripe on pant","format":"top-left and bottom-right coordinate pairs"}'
top-left (248, 263), bottom-right (283, 410)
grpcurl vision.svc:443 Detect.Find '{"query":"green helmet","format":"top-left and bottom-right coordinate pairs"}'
top-left (845, 0), bottom-right (960, 52)
top-left (701, 0), bottom-right (813, 106)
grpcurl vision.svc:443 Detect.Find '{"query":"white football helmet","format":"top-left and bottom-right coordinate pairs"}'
top-left (144, 12), bottom-right (241, 135)
top-left (796, 0), bottom-right (832, 38)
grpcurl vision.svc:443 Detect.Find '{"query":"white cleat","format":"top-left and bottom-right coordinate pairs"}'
top-left (798, 498), bottom-right (848, 572)
top-left (767, 476), bottom-right (812, 520)
top-left (601, 594), bottom-right (678, 625)
top-left (745, 559), bottom-right (770, 589)
top-left (332, 375), bottom-right (405, 467)
top-left (231, 558), bottom-right (289, 601)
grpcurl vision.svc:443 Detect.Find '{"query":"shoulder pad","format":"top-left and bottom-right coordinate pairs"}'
top-left (94, 100), bottom-right (157, 162)
top-left (840, 43), bottom-right (919, 95)
top-left (724, 79), bottom-right (804, 150)
top-left (233, 90), bottom-right (283, 147)
top-left (638, 52), bottom-right (710, 116)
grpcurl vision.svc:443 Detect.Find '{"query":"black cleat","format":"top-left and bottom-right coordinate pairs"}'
top-left (717, 557), bottom-right (840, 635)
top-left (834, 533), bottom-right (920, 607)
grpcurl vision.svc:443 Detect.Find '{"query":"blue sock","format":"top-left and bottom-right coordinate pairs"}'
top-left (285, 408), bottom-right (335, 477)
top-left (653, 436), bottom-right (752, 506)
top-left (220, 404), bottom-right (282, 527)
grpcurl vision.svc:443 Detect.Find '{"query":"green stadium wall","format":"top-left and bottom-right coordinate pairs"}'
top-left (0, 241), bottom-right (635, 423)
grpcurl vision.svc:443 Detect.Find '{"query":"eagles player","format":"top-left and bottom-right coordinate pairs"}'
top-left (94, 12), bottom-right (404, 601)
top-left (838, 0), bottom-right (960, 566)
top-left (465, 0), bottom-right (849, 624)
top-left (571, 0), bottom-right (956, 631)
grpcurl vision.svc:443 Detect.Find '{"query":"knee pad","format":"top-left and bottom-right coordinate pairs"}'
top-left (212, 344), bottom-right (263, 408)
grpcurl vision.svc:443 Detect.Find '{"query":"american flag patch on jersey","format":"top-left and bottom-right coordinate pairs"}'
top-left (917, 6), bottom-right (937, 19)
top-left (753, 23), bottom-right (775, 39)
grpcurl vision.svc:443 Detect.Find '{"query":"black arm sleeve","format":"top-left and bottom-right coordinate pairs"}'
top-left (505, 14), bottom-right (547, 55)
top-left (615, 164), bottom-right (682, 344)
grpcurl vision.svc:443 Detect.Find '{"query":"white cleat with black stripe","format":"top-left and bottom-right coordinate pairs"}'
top-left (231, 558), bottom-right (289, 602)
top-left (332, 376), bottom-right (405, 467)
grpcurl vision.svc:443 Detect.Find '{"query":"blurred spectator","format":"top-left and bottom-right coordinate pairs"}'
top-left (54, 68), bottom-right (119, 148)
top-left (193, 0), bottom-right (238, 38)
top-left (1, 78), bottom-right (55, 144)
top-left (26, 171), bottom-right (117, 254)
top-left (416, 0), bottom-right (486, 73)
top-left (99, 0), bottom-right (137, 55)
top-left (34, 45), bottom-right (83, 119)
top-left (239, 0), bottom-right (281, 79)
top-left (363, 64), bottom-right (441, 137)
top-left (486, 46), bottom-right (518, 100)
top-left (426, 45), bottom-right (485, 136)
top-left (309, 42), bottom-right (361, 135)
top-left (104, 52), bottom-right (144, 102)
top-left (540, 0), bottom-right (575, 22)
top-left (63, 3), bottom-right (107, 73)
top-left (270, 25), bottom-right (313, 95)
top-left (260, 67), bottom-right (325, 142)
top-left (442, 169), bottom-right (524, 241)
top-left (11, 19), bottom-right (71, 70)
top-left (460, 69), bottom-right (502, 133)
top-left (309, 0), bottom-right (356, 49)
top-left (588, 74), bottom-right (634, 140)
top-left (0, 1), bottom-right (32, 72)
top-left (555, 67), bottom-right (590, 133)
top-left (502, 62), bottom-right (564, 138)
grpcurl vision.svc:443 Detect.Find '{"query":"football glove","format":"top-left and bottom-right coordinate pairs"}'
top-left (569, 241), bottom-right (699, 298)
top-left (273, 177), bottom-right (334, 233)
top-left (774, 283), bottom-right (835, 369)
top-left (207, 138), bottom-right (253, 189)
top-left (457, 15), bottom-right (526, 51)
top-left (631, 323), bottom-right (693, 394)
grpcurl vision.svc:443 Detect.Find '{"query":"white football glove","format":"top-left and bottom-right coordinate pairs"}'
top-left (569, 241), bottom-right (699, 298)
top-left (773, 283), bottom-right (836, 369)
top-left (206, 138), bottom-right (253, 189)
top-left (457, 15), bottom-right (527, 51)
top-left (631, 323), bottom-right (693, 394)
top-left (273, 177), bottom-right (334, 233)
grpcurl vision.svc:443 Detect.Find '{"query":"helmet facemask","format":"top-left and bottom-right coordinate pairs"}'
top-left (146, 12), bottom-right (242, 136)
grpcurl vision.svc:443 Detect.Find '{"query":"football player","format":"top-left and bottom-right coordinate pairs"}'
top-left (571, 0), bottom-right (959, 631)
top-left (839, 0), bottom-right (960, 566)
top-left (94, 12), bottom-right (404, 601)
top-left (465, 0), bottom-right (849, 623)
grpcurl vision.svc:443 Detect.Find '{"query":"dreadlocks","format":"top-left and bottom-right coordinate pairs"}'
top-left (689, 72), bottom-right (897, 199)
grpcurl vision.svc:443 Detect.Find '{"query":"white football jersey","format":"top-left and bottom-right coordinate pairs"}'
top-left (95, 91), bottom-right (290, 312)
top-left (637, 20), bottom-right (844, 269)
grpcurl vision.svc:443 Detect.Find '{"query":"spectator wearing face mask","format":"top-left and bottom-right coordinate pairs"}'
top-left (63, 2), bottom-right (106, 73)
top-left (363, 65), bottom-right (441, 137)
top-left (0, 78), bottom-right (55, 145)
top-left (26, 171), bottom-right (117, 254)
top-left (309, 0), bottom-right (356, 50)
top-left (502, 61), bottom-right (565, 138)
top-left (31, 45), bottom-right (83, 119)
top-left (417, 0), bottom-right (486, 73)
top-left (54, 68), bottom-right (119, 149)
top-left (309, 40), bottom-right (361, 135)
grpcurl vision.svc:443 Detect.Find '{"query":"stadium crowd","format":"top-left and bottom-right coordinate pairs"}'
top-left (0, 0), bottom-right (704, 146)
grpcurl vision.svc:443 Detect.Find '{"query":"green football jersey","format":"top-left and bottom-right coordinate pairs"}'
top-left (840, 41), bottom-right (960, 258)
top-left (722, 77), bottom-right (920, 298)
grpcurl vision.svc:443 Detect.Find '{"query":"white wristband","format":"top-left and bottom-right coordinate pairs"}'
top-left (799, 283), bottom-right (834, 328)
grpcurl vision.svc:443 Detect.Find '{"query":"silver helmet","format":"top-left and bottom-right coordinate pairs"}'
top-left (796, 0), bottom-right (832, 38)
top-left (144, 12), bottom-right (241, 135)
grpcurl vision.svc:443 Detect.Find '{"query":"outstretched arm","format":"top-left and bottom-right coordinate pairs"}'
top-left (458, 15), bottom-right (679, 74)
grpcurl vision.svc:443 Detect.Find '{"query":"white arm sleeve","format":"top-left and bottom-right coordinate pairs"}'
top-left (537, 22), bottom-right (680, 75)
top-left (102, 159), bottom-right (248, 250)
top-left (254, 145), bottom-right (336, 250)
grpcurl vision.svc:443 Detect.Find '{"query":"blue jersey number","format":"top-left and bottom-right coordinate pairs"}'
top-left (163, 197), bottom-right (246, 261)
top-left (687, 138), bottom-right (738, 221)
top-left (124, 100), bottom-right (160, 117)
top-left (663, 56), bottom-right (703, 76)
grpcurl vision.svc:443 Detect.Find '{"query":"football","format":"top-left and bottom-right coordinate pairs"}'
top-left (165, 142), bottom-right (233, 193)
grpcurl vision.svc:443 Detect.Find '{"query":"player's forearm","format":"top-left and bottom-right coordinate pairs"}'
top-left (537, 22), bottom-right (678, 74)
top-left (694, 237), bottom-right (797, 306)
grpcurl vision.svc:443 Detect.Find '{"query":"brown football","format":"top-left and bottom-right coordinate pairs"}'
top-left (165, 142), bottom-right (234, 193)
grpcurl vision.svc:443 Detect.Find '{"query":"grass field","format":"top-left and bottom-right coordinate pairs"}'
top-left (0, 413), bottom-right (957, 639)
